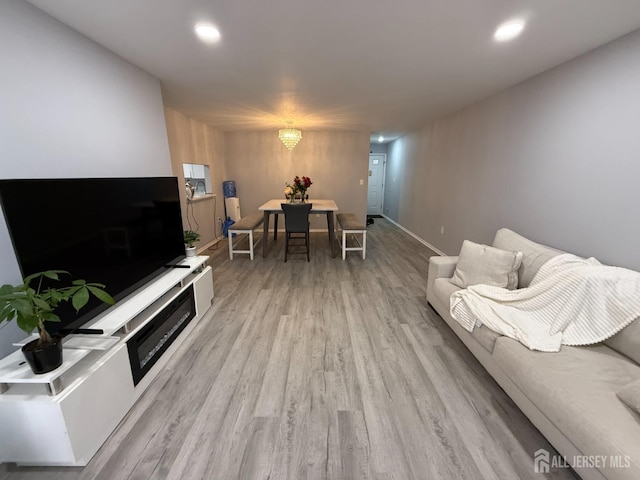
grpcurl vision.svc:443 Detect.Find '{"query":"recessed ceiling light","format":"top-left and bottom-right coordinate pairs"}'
top-left (494, 20), bottom-right (525, 42)
top-left (378, 136), bottom-right (384, 143)
top-left (194, 23), bottom-right (221, 44)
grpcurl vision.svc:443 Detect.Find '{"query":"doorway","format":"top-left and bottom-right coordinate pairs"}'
top-left (367, 154), bottom-right (386, 215)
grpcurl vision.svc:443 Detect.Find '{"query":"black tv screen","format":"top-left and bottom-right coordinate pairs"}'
top-left (0, 177), bottom-right (186, 335)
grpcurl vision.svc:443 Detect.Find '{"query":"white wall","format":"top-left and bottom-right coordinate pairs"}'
top-left (385, 28), bottom-right (640, 271)
top-left (0, 0), bottom-right (172, 357)
top-left (369, 143), bottom-right (388, 154)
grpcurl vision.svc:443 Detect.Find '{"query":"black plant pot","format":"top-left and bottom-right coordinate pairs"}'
top-left (21, 336), bottom-right (63, 375)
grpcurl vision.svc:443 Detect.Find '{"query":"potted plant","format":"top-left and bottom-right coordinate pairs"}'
top-left (0, 270), bottom-right (115, 374)
top-left (184, 230), bottom-right (200, 257)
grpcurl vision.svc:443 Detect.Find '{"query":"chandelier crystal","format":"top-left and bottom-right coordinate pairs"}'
top-left (279, 126), bottom-right (302, 151)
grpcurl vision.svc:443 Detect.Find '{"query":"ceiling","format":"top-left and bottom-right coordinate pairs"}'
top-left (26, 0), bottom-right (640, 143)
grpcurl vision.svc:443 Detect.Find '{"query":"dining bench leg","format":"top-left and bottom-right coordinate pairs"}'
top-left (336, 213), bottom-right (367, 260)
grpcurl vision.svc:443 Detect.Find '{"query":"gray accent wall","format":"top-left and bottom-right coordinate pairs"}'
top-left (164, 108), bottom-right (228, 248)
top-left (385, 29), bottom-right (640, 271)
top-left (225, 130), bottom-right (370, 229)
top-left (0, 0), bottom-right (172, 357)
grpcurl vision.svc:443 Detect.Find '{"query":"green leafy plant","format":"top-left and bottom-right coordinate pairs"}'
top-left (0, 270), bottom-right (115, 348)
top-left (184, 230), bottom-right (200, 248)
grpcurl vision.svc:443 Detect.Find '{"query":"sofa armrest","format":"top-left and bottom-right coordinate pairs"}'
top-left (429, 255), bottom-right (459, 278)
top-left (427, 256), bottom-right (459, 305)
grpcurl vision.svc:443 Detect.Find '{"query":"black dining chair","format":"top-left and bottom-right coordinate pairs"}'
top-left (281, 203), bottom-right (312, 262)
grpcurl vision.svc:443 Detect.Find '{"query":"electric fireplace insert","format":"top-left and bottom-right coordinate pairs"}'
top-left (126, 286), bottom-right (196, 385)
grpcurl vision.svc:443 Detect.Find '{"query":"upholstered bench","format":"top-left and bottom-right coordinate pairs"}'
top-left (336, 213), bottom-right (367, 260)
top-left (228, 213), bottom-right (264, 260)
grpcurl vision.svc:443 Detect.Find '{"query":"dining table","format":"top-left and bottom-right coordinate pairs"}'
top-left (258, 199), bottom-right (339, 258)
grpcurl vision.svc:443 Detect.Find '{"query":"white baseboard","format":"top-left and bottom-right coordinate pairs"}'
top-left (198, 236), bottom-right (224, 254)
top-left (201, 221), bottom-right (444, 257)
top-left (381, 215), bottom-right (445, 256)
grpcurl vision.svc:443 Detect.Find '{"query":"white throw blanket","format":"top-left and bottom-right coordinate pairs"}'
top-left (450, 253), bottom-right (640, 351)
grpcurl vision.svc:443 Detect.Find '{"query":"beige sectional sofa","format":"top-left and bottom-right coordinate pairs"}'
top-left (426, 228), bottom-right (640, 480)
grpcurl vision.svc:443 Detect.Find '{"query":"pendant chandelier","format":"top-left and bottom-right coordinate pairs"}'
top-left (279, 124), bottom-right (302, 151)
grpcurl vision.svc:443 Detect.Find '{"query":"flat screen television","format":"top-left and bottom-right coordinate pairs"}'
top-left (0, 177), bottom-right (187, 335)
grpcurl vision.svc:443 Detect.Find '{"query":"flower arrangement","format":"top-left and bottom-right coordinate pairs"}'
top-left (284, 175), bottom-right (313, 202)
top-left (284, 184), bottom-right (295, 199)
top-left (293, 176), bottom-right (313, 195)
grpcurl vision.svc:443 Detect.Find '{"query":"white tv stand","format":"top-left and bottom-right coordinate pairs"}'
top-left (0, 256), bottom-right (214, 466)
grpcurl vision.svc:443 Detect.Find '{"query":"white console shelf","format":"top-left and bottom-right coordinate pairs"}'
top-left (86, 255), bottom-right (208, 336)
top-left (0, 348), bottom-right (94, 395)
top-left (0, 256), bottom-right (214, 466)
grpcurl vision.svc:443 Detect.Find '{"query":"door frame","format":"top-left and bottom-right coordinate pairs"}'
top-left (367, 153), bottom-right (387, 215)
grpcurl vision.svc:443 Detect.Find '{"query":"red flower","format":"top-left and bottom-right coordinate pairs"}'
top-left (293, 175), bottom-right (312, 190)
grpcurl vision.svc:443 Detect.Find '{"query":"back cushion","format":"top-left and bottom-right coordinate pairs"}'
top-left (492, 228), bottom-right (562, 288)
top-left (450, 240), bottom-right (523, 289)
top-left (605, 318), bottom-right (640, 365)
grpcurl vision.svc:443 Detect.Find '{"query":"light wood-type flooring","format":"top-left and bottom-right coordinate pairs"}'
top-left (0, 218), bottom-right (578, 480)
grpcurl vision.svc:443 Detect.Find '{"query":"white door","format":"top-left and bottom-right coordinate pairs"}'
top-left (367, 154), bottom-right (386, 215)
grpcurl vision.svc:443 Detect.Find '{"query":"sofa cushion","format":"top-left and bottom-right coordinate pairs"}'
top-left (433, 276), bottom-right (460, 299)
top-left (432, 278), bottom-right (501, 353)
top-left (450, 240), bottom-right (523, 290)
top-left (493, 338), bottom-right (640, 479)
top-left (617, 379), bottom-right (640, 415)
top-left (492, 228), bottom-right (562, 288)
top-left (605, 317), bottom-right (640, 365)
top-left (431, 278), bottom-right (459, 318)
